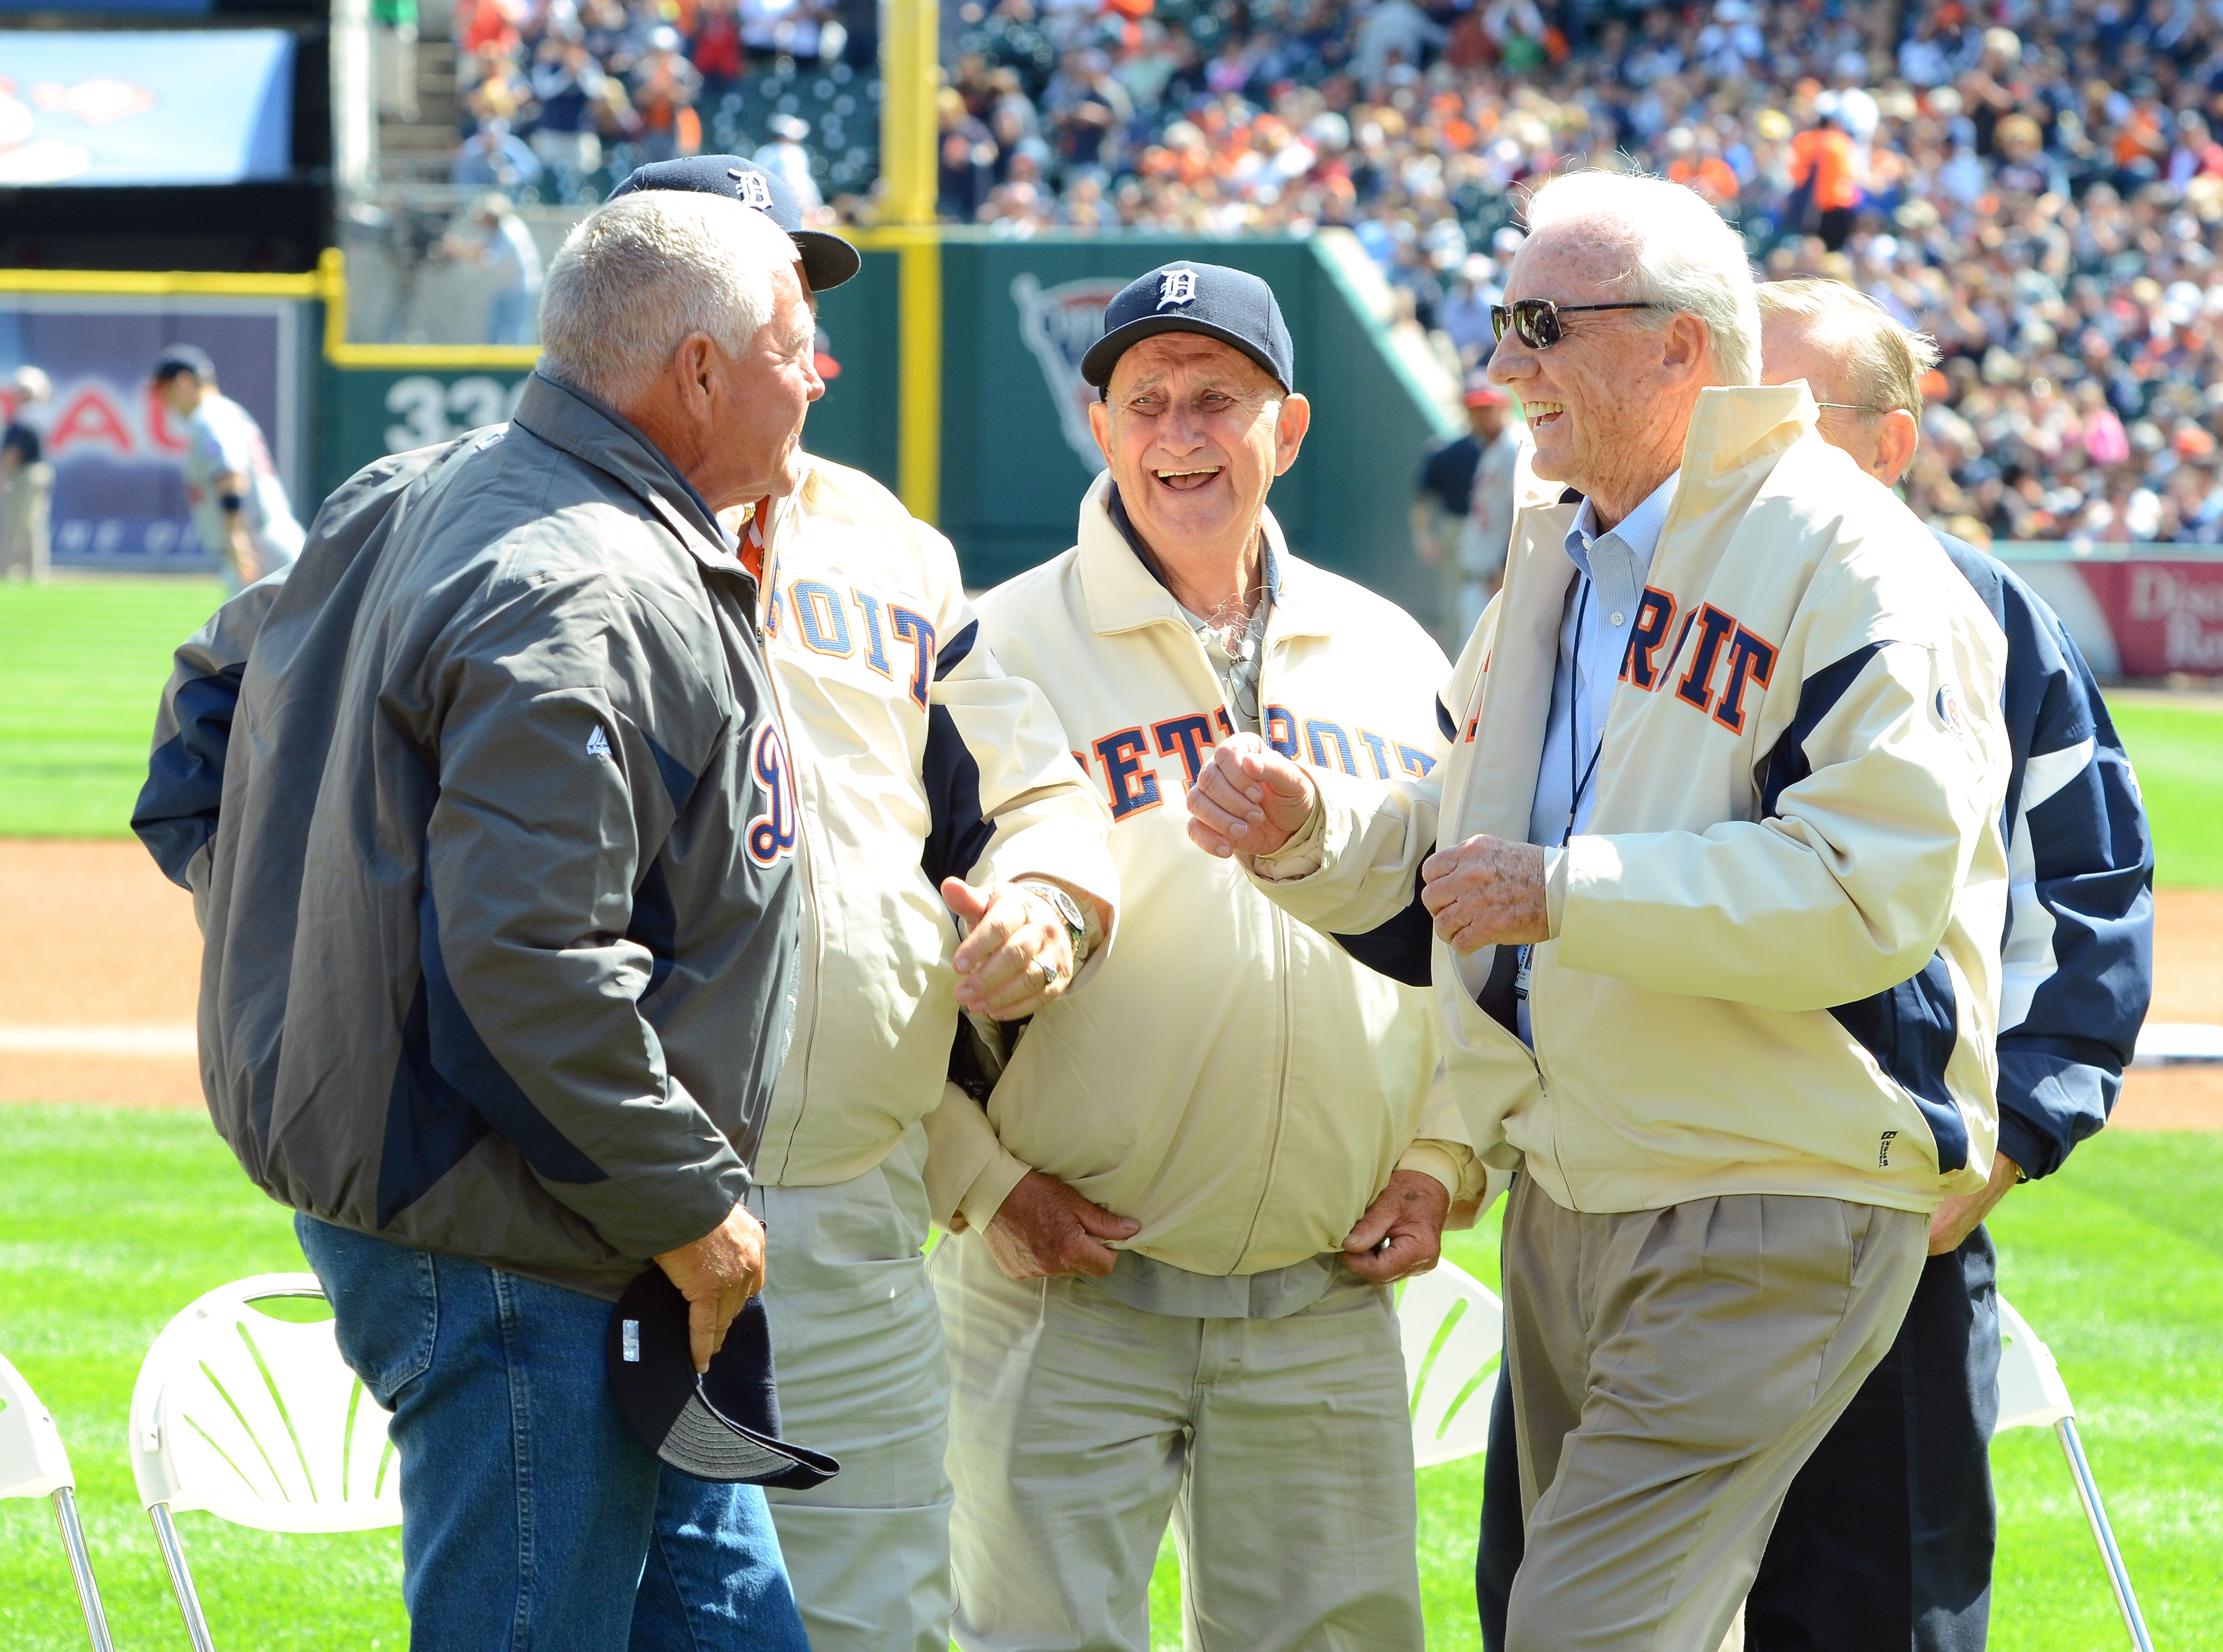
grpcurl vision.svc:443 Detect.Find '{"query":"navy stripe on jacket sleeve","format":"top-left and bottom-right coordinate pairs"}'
top-left (1331, 860), bottom-right (1435, 987)
top-left (935, 619), bottom-right (978, 681)
top-left (921, 704), bottom-right (995, 886)
top-left (133, 665), bottom-right (246, 889)
top-left (1762, 641), bottom-right (1970, 1174)
top-left (1984, 567), bottom-right (2154, 1177)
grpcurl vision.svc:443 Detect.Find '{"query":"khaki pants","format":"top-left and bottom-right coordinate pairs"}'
top-left (1, 461), bottom-right (52, 582)
top-left (933, 1233), bottom-right (1425, 1652)
top-left (1503, 1176), bottom-right (1926, 1652)
top-left (747, 1125), bottom-right (953, 1652)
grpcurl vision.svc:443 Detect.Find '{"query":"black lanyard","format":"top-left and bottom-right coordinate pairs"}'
top-left (1516, 571), bottom-right (1609, 1005)
top-left (1561, 576), bottom-right (1606, 848)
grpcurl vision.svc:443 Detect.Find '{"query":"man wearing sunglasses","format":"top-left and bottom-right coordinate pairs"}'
top-left (1186, 170), bottom-right (2014, 1650)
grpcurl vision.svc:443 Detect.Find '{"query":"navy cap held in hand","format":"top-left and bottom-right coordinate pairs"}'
top-left (1080, 262), bottom-right (1295, 394)
top-left (608, 155), bottom-right (861, 291)
top-left (606, 1267), bottom-right (840, 1488)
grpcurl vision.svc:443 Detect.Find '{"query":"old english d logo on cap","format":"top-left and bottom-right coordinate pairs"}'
top-left (1157, 269), bottom-right (1199, 310)
top-left (729, 169), bottom-right (775, 211)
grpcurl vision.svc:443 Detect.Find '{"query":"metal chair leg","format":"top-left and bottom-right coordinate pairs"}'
top-left (148, 1501), bottom-right (218, 1652)
top-left (2055, 1417), bottom-right (2156, 1652)
top-left (48, 1487), bottom-right (114, 1652)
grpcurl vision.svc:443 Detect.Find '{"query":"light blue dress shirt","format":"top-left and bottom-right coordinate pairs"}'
top-left (1516, 469), bottom-right (1679, 1043)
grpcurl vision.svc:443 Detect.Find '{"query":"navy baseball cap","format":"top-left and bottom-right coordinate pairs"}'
top-left (149, 344), bottom-right (216, 384)
top-left (608, 155), bottom-right (861, 291)
top-left (606, 1267), bottom-right (840, 1488)
top-left (1080, 262), bottom-right (1295, 394)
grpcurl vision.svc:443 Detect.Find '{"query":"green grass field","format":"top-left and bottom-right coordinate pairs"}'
top-left (4, 577), bottom-right (2221, 1648)
top-left (4, 579), bottom-right (2221, 885)
top-left (3, 1109), bottom-right (2218, 1650)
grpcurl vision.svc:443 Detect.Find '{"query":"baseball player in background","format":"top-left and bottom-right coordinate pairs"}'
top-left (605, 158), bottom-right (1121, 1652)
top-left (926, 262), bottom-right (1483, 1652)
top-left (149, 345), bottom-right (304, 593)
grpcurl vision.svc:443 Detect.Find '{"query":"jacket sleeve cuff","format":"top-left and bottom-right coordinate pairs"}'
top-left (1245, 792), bottom-right (1328, 882)
top-left (956, 1148), bottom-right (1033, 1233)
top-left (1399, 1139), bottom-right (1487, 1229)
top-left (1994, 1107), bottom-right (2055, 1183)
top-left (1543, 845), bottom-right (1569, 938)
top-left (920, 1082), bottom-right (1034, 1230)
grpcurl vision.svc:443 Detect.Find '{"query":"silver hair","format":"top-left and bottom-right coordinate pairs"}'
top-left (1756, 277), bottom-right (1942, 417)
top-left (1521, 170), bottom-right (1763, 387)
top-left (538, 192), bottom-right (797, 409)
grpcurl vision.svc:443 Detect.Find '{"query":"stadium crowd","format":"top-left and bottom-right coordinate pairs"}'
top-left (438, 0), bottom-right (2223, 548)
top-left (927, 0), bottom-right (2223, 545)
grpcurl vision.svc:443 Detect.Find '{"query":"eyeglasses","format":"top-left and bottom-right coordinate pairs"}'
top-left (1814, 401), bottom-right (1892, 417)
top-left (1490, 299), bottom-right (1670, 350)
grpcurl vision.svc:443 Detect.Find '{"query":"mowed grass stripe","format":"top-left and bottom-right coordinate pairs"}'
top-left (3, 1108), bottom-right (2216, 1651)
top-left (0, 580), bottom-right (226, 840)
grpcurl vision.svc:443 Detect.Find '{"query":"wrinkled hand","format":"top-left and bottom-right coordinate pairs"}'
top-left (944, 878), bottom-right (1076, 1020)
top-left (1421, 835), bottom-right (1549, 954)
top-left (1185, 733), bottom-right (1319, 859)
top-left (1342, 1169), bottom-right (1450, 1284)
top-left (653, 1201), bottom-right (767, 1373)
top-left (982, 1169), bottom-right (1141, 1280)
top-left (1929, 1151), bottom-right (2020, 1256)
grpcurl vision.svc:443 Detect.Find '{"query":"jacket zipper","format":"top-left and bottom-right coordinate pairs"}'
top-left (1227, 616), bottom-right (1292, 1267)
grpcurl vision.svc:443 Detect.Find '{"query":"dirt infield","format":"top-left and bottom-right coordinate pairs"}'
top-left (2, 839), bottom-right (2217, 1127)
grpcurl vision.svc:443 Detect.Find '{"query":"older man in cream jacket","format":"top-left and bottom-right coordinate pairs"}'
top-left (926, 262), bottom-right (1483, 1652)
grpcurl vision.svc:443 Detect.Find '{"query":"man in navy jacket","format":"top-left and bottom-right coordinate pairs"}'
top-left (1475, 277), bottom-right (2155, 1652)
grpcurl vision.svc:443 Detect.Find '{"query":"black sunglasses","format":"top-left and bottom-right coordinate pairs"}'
top-left (1490, 299), bottom-right (1670, 350)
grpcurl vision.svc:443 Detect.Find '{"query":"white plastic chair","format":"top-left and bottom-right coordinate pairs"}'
top-left (1394, 1260), bottom-right (1504, 1467)
top-left (0, 1352), bottom-right (114, 1650)
top-left (128, 1274), bottom-right (402, 1651)
top-left (1992, 1293), bottom-right (2155, 1652)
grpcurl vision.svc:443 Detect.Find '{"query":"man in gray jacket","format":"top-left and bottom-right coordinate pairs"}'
top-left (133, 188), bottom-right (830, 1649)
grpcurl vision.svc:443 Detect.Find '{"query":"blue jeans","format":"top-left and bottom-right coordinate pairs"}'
top-left (298, 1215), bottom-right (809, 1652)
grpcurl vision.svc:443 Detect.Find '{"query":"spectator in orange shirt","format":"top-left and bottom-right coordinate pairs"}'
top-left (1788, 113), bottom-right (1859, 251)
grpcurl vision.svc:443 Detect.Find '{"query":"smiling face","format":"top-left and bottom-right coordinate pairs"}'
top-left (1088, 332), bottom-right (1310, 575)
top-left (1485, 223), bottom-right (1709, 524)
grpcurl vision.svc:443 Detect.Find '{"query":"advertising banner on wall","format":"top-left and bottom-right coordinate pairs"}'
top-left (0, 294), bottom-right (302, 572)
top-left (2000, 549), bottom-right (2223, 679)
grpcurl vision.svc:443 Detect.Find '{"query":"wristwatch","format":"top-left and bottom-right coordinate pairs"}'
top-left (1016, 879), bottom-right (1090, 969)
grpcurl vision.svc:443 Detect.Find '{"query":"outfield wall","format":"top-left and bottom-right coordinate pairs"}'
top-left (12, 254), bottom-right (2223, 680)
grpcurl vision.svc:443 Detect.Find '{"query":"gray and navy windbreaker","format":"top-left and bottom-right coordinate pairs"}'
top-left (1931, 533), bottom-right (2154, 1179)
top-left (133, 373), bottom-right (799, 1299)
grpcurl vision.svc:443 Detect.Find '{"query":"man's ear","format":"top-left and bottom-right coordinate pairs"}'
top-left (1661, 312), bottom-right (1709, 380)
top-left (1088, 397), bottom-right (1115, 468)
top-left (1875, 408), bottom-right (1921, 488)
top-left (1274, 393), bottom-right (1312, 475)
top-left (671, 332), bottom-right (719, 417)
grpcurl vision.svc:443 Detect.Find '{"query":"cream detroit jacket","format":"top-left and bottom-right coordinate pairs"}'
top-left (1251, 385), bottom-right (2012, 1215)
top-left (741, 457), bottom-right (1118, 1188)
top-left (923, 473), bottom-right (1479, 1275)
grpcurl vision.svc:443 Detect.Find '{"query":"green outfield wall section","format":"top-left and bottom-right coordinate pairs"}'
top-left (926, 232), bottom-right (1462, 611)
top-left (313, 231), bottom-right (1459, 616)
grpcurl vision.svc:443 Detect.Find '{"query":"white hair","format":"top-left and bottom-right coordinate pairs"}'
top-left (538, 192), bottom-right (798, 409)
top-left (1756, 277), bottom-right (1941, 416)
top-left (1522, 170), bottom-right (1762, 387)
